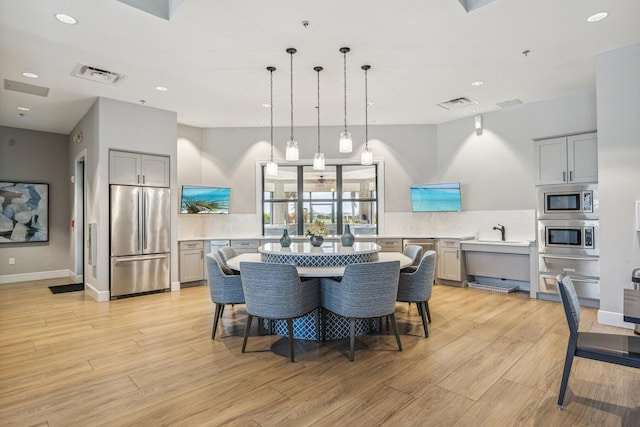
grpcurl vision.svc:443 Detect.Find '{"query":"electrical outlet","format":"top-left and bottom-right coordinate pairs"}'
top-left (9, 257), bottom-right (15, 265)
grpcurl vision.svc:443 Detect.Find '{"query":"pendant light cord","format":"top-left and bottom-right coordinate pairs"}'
top-left (270, 68), bottom-right (274, 161)
top-left (317, 67), bottom-right (321, 153)
top-left (290, 51), bottom-right (294, 141)
top-left (343, 50), bottom-right (348, 133)
top-left (364, 66), bottom-right (368, 148)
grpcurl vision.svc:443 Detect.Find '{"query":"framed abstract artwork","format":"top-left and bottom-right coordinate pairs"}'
top-left (0, 181), bottom-right (49, 243)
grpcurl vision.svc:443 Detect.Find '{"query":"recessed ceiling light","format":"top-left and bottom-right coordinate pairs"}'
top-left (155, 86), bottom-right (168, 92)
top-left (17, 106), bottom-right (30, 111)
top-left (471, 80), bottom-right (484, 87)
top-left (587, 12), bottom-right (608, 23)
top-left (261, 103), bottom-right (271, 108)
top-left (55, 13), bottom-right (78, 25)
top-left (22, 72), bottom-right (38, 79)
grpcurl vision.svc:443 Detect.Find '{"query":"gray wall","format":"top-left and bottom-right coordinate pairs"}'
top-left (69, 98), bottom-right (178, 300)
top-left (597, 43), bottom-right (640, 324)
top-left (0, 126), bottom-right (71, 279)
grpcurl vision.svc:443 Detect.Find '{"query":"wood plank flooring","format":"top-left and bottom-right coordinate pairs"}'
top-left (1, 278), bottom-right (639, 426)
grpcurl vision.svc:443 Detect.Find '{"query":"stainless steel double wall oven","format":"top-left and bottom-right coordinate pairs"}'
top-left (537, 183), bottom-right (600, 304)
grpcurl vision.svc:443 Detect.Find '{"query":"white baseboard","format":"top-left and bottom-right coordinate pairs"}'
top-left (598, 309), bottom-right (636, 331)
top-left (171, 281), bottom-right (181, 291)
top-left (0, 269), bottom-right (74, 285)
top-left (85, 281), bottom-right (110, 302)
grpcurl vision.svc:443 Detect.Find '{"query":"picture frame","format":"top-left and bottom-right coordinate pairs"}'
top-left (0, 181), bottom-right (49, 243)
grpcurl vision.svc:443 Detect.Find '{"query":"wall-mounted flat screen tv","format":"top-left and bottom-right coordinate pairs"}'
top-left (410, 182), bottom-right (462, 212)
top-left (180, 185), bottom-right (230, 214)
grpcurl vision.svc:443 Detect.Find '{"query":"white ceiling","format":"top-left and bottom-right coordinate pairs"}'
top-left (1, 0), bottom-right (639, 135)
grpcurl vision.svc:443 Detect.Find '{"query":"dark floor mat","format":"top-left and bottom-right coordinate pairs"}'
top-left (48, 283), bottom-right (84, 294)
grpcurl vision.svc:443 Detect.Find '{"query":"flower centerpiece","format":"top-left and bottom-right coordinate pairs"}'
top-left (306, 220), bottom-right (329, 247)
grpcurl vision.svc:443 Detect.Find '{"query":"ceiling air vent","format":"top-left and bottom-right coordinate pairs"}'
top-left (497, 98), bottom-right (523, 108)
top-left (437, 96), bottom-right (478, 111)
top-left (71, 64), bottom-right (125, 85)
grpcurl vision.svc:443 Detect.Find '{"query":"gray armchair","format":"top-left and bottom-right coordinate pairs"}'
top-left (205, 253), bottom-right (244, 340)
top-left (403, 245), bottom-right (423, 267)
top-left (397, 250), bottom-right (437, 337)
top-left (320, 261), bottom-right (402, 361)
top-left (239, 262), bottom-right (320, 362)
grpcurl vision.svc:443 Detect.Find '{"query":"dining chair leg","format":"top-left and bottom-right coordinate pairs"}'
top-left (389, 313), bottom-right (403, 352)
top-left (416, 302), bottom-right (423, 317)
top-left (557, 340), bottom-right (577, 409)
top-left (426, 301), bottom-right (431, 323)
top-left (212, 303), bottom-right (223, 340)
top-left (349, 318), bottom-right (356, 362)
top-left (315, 309), bottom-right (321, 343)
top-left (321, 308), bottom-right (327, 343)
top-left (287, 318), bottom-right (295, 363)
top-left (221, 304), bottom-right (225, 317)
top-left (242, 314), bottom-right (253, 353)
top-left (418, 301), bottom-right (429, 337)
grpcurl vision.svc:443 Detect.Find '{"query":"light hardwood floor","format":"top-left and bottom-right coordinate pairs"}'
top-left (1, 278), bottom-right (638, 426)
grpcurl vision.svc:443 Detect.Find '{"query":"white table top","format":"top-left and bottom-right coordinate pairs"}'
top-left (226, 252), bottom-right (413, 277)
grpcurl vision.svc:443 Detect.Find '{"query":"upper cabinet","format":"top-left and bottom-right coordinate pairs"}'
top-left (535, 132), bottom-right (597, 185)
top-left (110, 150), bottom-right (170, 187)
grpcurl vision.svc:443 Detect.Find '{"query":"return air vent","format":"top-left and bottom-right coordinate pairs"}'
top-left (497, 98), bottom-right (523, 108)
top-left (4, 79), bottom-right (50, 97)
top-left (437, 96), bottom-right (478, 111)
top-left (71, 64), bottom-right (125, 85)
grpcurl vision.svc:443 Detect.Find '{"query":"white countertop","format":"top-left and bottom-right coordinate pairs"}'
top-left (179, 234), bottom-right (475, 242)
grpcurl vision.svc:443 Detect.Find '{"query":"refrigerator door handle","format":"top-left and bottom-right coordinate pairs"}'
top-left (143, 191), bottom-right (148, 251)
top-left (115, 255), bottom-right (168, 263)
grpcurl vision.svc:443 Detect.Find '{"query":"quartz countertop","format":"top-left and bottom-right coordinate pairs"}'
top-left (178, 234), bottom-right (476, 242)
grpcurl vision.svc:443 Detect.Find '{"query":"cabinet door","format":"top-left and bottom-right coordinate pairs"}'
top-left (535, 137), bottom-right (568, 185)
top-left (438, 247), bottom-right (461, 281)
top-left (110, 151), bottom-right (141, 185)
top-left (567, 132), bottom-right (597, 183)
top-left (141, 154), bottom-right (170, 187)
top-left (179, 249), bottom-right (204, 282)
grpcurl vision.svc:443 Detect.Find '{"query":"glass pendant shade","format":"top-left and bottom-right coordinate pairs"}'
top-left (265, 160), bottom-right (278, 177)
top-left (285, 140), bottom-right (299, 161)
top-left (313, 152), bottom-right (325, 171)
top-left (361, 146), bottom-right (373, 165)
top-left (339, 131), bottom-right (352, 153)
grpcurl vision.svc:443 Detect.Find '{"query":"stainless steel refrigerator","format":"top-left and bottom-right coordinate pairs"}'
top-left (110, 185), bottom-right (171, 298)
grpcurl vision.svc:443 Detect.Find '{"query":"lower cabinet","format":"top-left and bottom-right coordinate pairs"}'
top-left (179, 241), bottom-right (204, 283)
top-left (376, 238), bottom-right (402, 252)
top-left (437, 239), bottom-right (466, 286)
top-left (230, 239), bottom-right (260, 253)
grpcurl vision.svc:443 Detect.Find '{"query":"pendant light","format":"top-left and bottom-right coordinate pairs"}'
top-left (313, 66), bottom-right (325, 171)
top-left (339, 47), bottom-right (353, 153)
top-left (265, 66), bottom-right (278, 177)
top-left (361, 64), bottom-right (373, 165)
top-left (285, 48), bottom-right (299, 161)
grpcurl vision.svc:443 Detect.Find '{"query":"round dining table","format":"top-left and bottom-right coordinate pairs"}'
top-left (225, 242), bottom-right (413, 341)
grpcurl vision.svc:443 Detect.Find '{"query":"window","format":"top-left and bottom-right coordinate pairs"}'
top-left (263, 164), bottom-right (378, 236)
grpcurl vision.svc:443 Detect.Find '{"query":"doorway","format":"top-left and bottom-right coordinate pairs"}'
top-left (74, 150), bottom-right (86, 283)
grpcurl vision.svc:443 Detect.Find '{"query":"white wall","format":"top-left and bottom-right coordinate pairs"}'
top-left (596, 43), bottom-right (640, 327)
top-left (177, 90), bottom-right (595, 242)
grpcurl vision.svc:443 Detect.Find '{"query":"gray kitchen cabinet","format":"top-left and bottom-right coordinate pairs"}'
top-left (376, 238), bottom-right (402, 252)
top-left (179, 241), bottom-right (204, 283)
top-left (535, 132), bottom-right (597, 185)
top-left (109, 150), bottom-right (170, 187)
top-left (437, 239), bottom-right (466, 286)
top-left (230, 239), bottom-right (260, 254)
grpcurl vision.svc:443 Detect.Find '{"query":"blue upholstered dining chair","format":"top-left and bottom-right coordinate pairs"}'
top-left (397, 250), bottom-right (437, 337)
top-left (320, 260), bottom-right (402, 361)
top-left (205, 253), bottom-right (245, 340)
top-left (403, 245), bottom-right (423, 268)
top-left (239, 262), bottom-right (320, 362)
top-left (218, 246), bottom-right (238, 265)
top-left (555, 273), bottom-right (640, 409)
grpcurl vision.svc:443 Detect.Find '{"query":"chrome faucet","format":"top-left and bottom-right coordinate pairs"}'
top-left (493, 224), bottom-right (506, 241)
